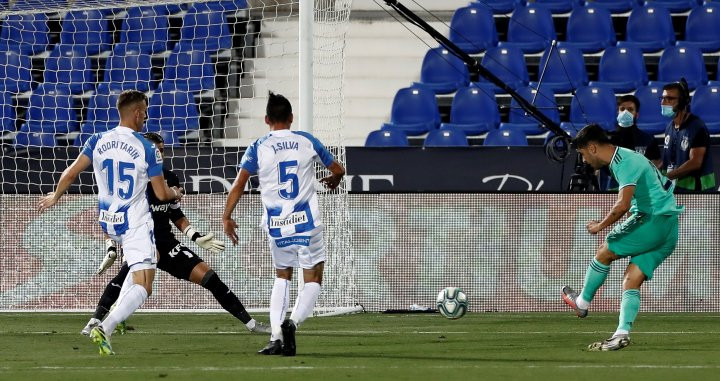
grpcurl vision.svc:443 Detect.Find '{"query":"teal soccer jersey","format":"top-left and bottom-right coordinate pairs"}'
top-left (608, 147), bottom-right (684, 216)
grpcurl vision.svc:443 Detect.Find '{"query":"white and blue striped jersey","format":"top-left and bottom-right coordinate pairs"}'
top-left (240, 129), bottom-right (335, 238)
top-left (81, 126), bottom-right (163, 236)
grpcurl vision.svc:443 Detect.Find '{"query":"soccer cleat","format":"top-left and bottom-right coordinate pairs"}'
top-left (561, 286), bottom-right (588, 318)
top-left (81, 318), bottom-right (101, 336)
top-left (281, 319), bottom-right (297, 357)
top-left (588, 334), bottom-right (630, 351)
top-left (89, 326), bottom-right (115, 356)
top-left (113, 320), bottom-right (127, 335)
top-left (257, 340), bottom-right (283, 355)
top-left (249, 321), bottom-right (272, 334)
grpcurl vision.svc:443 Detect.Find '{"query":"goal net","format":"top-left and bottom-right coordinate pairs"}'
top-left (0, 0), bottom-right (360, 316)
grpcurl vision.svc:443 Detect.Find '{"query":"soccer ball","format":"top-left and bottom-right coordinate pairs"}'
top-left (436, 287), bottom-right (468, 319)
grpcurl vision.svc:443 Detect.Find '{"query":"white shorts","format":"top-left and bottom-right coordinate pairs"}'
top-left (112, 220), bottom-right (157, 272)
top-left (268, 227), bottom-right (326, 270)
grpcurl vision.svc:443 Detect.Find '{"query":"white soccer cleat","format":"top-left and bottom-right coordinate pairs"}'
top-left (248, 320), bottom-right (272, 334)
top-left (81, 318), bottom-right (101, 336)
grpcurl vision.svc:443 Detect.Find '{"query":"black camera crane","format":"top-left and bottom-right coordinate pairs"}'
top-left (382, 0), bottom-right (598, 191)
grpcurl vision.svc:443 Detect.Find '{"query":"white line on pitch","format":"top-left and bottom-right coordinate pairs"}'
top-left (4, 330), bottom-right (720, 335)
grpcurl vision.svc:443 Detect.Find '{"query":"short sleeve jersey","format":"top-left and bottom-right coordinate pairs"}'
top-left (81, 126), bottom-right (163, 235)
top-left (609, 147), bottom-right (684, 216)
top-left (239, 129), bottom-right (335, 238)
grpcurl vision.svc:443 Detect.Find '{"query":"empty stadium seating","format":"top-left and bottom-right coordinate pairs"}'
top-left (563, 4), bottom-right (616, 53)
top-left (415, 47), bottom-right (470, 94)
top-left (0, 50), bottom-right (32, 93)
top-left (440, 85), bottom-right (500, 135)
top-left (483, 129), bottom-right (529, 146)
top-left (691, 84), bottom-right (720, 134)
top-left (382, 86), bottom-right (441, 136)
top-left (365, 129), bottom-right (410, 147)
top-left (449, 4), bottom-right (497, 53)
top-left (424, 128), bottom-right (470, 147)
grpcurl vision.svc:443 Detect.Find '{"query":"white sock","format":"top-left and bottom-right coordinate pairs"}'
top-left (269, 278), bottom-right (290, 342)
top-left (101, 284), bottom-right (148, 335)
top-left (245, 318), bottom-right (256, 331)
top-left (613, 329), bottom-right (629, 337)
top-left (289, 282), bottom-right (321, 327)
top-left (576, 295), bottom-right (590, 310)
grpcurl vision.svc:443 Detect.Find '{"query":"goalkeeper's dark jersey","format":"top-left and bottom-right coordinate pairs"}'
top-left (147, 168), bottom-right (184, 251)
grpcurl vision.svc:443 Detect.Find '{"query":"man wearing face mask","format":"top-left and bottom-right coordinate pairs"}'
top-left (660, 80), bottom-right (716, 192)
top-left (602, 95), bottom-right (663, 190)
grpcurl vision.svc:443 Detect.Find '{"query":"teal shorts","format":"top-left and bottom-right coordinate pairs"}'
top-left (606, 213), bottom-right (679, 280)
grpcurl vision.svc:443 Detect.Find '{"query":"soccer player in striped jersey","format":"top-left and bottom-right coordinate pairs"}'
top-left (82, 132), bottom-right (270, 337)
top-left (562, 124), bottom-right (684, 351)
top-left (222, 92), bottom-right (345, 356)
top-left (38, 90), bottom-right (183, 355)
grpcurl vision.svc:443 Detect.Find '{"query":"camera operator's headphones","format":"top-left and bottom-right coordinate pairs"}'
top-left (673, 78), bottom-right (691, 113)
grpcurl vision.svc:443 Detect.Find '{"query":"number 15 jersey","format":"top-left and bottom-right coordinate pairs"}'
top-left (240, 129), bottom-right (335, 238)
top-left (81, 126), bottom-right (163, 236)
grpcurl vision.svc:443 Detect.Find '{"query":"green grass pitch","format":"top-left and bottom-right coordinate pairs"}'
top-left (0, 312), bottom-right (718, 381)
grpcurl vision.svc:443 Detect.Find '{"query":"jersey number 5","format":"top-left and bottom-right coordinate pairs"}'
top-left (278, 160), bottom-right (299, 200)
top-left (101, 159), bottom-right (136, 200)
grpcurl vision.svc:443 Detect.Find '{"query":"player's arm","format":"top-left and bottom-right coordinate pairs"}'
top-left (222, 168), bottom-right (251, 246)
top-left (172, 216), bottom-right (225, 254)
top-left (586, 185), bottom-right (635, 234)
top-left (320, 161), bottom-right (346, 190)
top-left (150, 174), bottom-right (184, 202)
top-left (38, 154), bottom-right (92, 212)
top-left (666, 147), bottom-right (705, 180)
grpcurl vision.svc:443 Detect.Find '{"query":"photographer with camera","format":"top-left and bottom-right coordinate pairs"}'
top-left (660, 80), bottom-right (716, 192)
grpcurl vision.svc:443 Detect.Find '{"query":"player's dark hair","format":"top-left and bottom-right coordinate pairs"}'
top-left (662, 78), bottom-right (691, 112)
top-left (573, 124), bottom-right (611, 149)
top-left (143, 132), bottom-right (164, 145)
top-left (617, 94), bottom-right (640, 112)
top-left (266, 91), bottom-right (292, 123)
top-left (117, 90), bottom-right (148, 111)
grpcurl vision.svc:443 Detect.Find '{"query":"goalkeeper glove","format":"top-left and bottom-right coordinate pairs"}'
top-left (97, 238), bottom-right (118, 275)
top-left (183, 225), bottom-right (225, 254)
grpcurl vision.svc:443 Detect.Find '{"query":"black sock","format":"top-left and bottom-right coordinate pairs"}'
top-left (93, 264), bottom-right (129, 320)
top-left (201, 270), bottom-right (252, 324)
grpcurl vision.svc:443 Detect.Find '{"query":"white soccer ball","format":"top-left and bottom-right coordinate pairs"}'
top-left (436, 287), bottom-right (468, 319)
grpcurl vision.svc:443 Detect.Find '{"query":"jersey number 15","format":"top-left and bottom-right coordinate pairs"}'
top-left (101, 158), bottom-right (135, 200)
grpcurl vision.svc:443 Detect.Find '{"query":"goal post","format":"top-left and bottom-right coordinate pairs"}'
top-left (0, 0), bottom-right (361, 316)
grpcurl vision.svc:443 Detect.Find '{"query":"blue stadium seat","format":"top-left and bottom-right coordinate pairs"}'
top-left (14, 124), bottom-right (56, 147)
top-left (440, 85), bottom-right (500, 135)
top-left (180, 8), bottom-right (232, 51)
top-left (80, 83), bottom-right (122, 133)
top-left (657, 44), bottom-right (707, 90)
top-left (163, 45), bottom-right (216, 92)
top-left (544, 122), bottom-right (579, 145)
top-left (414, 47), bottom-right (469, 94)
top-left (562, 5), bottom-right (615, 53)
top-left (145, 86), bottom-right (201, 133)
top-left (424, 129), bottom-right (469, 147)
top-left (0, 14), bottom-right (49, 55)
top-left (470, 0), bottom-right (518, 14)
top-left (150, 3), bottom-right (183, 14)
top-left (477, 46), bottom-right (529, 93)
top-left (1, 91), bottom-right (15, 133)
top-left (0, 49), bottom-right (32, 93)
top-left (634, 83), bottom-right (667, 135)
top-left (159, 131), bottom-right (181, 147)
top-left (483, 128), bottom-right (528, 146)
top-left (382, 86), bottom-right (440, 136)
top-left (104, 44), bottom-right (153, 92)
top-left (364, 129), bottom-right (410, 147)
top-left (690, 84), bottom-right (720, 134)
top-left (190, 1), bottom-right (248, 12)
top-left (584, 0), bottom-right (636, 13)
top-left (74, 133), bottom-right (92, 147)
top-left (120, 7), bottom-right (171, 54)
top-left (590, 45), bottom-right (647, 93)
top-left (618, 4), bottom-right (674, 52)
top-left (26, 84), bottom-right (79, 134)
top-left (506, 85), bottom-right (560, 135)
top-left (499, 4), bottom-right (556, 53)
top-left (569, 85), bottom-right (617, 131)
top-left (531, 45), bottom-right (587, 93)
top-left (43, 45), bottom-right (93, 94)
top-left (59, 10), bottom-right (111, 56)
top-left (533, 0), bottom-right (576, 13)
top-left (683, 4), bottom-right (720, 53)
top-left (650, 0), bottom-right (698, 12)
top-left (449, 5), bottom-right (497, 53)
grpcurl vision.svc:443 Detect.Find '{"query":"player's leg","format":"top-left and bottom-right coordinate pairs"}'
top-left (82, 263), bottom-right (130, 336)
top-left (259, 239), bottom-right (295, 355)
top-left (563, 243), bottom-right (619, 317)
top-left (283, 229), bottom-right (326, 356)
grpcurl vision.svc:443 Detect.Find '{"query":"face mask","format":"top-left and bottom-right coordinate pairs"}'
top-left (616, 110), bottom-right (634, 127)
top-left (661, 105), bottom-right (676, 118)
